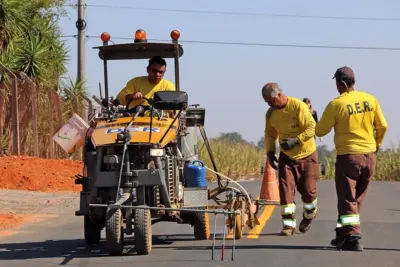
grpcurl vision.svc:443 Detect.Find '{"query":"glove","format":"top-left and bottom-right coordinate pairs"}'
top-left (267, 151), bottom-right (279, 170)
top-left (280, 138), bottom-right (299, 150)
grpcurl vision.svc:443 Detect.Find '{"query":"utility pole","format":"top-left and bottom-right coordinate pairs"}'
top-left (76, 0), bottom-right (86, 84)
top-left (76, 0), bottom-right (86, 161)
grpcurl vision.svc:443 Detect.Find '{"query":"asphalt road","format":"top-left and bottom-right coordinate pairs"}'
top-left (1, 179), bottom-right (400, 267)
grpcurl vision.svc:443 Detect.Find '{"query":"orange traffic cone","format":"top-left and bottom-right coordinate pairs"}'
top-left (259, 158), bottom-right (280, 203)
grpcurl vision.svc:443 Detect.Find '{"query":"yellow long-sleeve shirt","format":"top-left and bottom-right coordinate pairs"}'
top-left (315, 90), bottom-right (388, 155)
top-left (264, 97), bottom-right (317, 160)
top-left (116, 76), bottom-right (176, 109)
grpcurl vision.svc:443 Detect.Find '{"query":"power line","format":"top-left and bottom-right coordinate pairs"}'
top-left (61, 35), bottom-right (400, 51)
top-left (63, 4), bottom-right (400, 22)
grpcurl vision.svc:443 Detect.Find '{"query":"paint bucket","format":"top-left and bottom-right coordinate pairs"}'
top-left (53, 113), bottom-right (89, 154)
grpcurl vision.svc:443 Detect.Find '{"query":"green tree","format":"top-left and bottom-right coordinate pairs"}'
top-left (215, 132), bottom-right (248, 144)
top-left (0, 0), bottom-right (79, 158)
top-left (256, 136), bottom-right (265, 149)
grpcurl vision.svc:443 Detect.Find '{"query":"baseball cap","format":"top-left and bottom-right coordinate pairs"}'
top-left (332, 66), bottom-right (355, 81)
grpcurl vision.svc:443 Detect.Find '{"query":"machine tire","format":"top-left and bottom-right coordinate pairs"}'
top-left (105, 208), bottom-right (124, 256)
top-left (134, 208), bottom-right (152, 255)
top-left (193, 211), bottom-right (210, 240)
top-left (84, 214), bottom-right (101, 245)
top-left (234, 211), bottom-right (243, 240)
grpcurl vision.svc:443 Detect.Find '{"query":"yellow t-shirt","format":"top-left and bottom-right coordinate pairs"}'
top-left (315, 90), bottom-right (388, 155)
top-left (265, 97), bottom-right (317, 160)
top-left (116, 76), bottom-right (176, 109)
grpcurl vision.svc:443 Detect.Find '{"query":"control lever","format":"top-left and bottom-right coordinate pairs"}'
top-left (92, 96), bottom-right (102, 105)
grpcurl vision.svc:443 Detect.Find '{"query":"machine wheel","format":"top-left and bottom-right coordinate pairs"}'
top-left (134, 208), bottom-right (152, 255)
top-left (84, 214), bottom-right (101, 245)
top-left (105, 208), bottom-right (124, 256)
top-left (225, 210), bottom-right (243, 240)
top-left (193, 211), bottom-right (210, 240)
top-left (234, 211), bottom-right (243, 240)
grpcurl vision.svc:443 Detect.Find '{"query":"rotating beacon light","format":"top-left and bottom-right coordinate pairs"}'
top-left (134, 29), bottom-right (147, 43)
top-left (100, 32), bottom-right (111, 44)
top-left (170, 30), bottom-right (180, 41)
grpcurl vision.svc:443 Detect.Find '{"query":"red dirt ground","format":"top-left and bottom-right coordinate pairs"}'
top-left (0, 156), bottom-right (83, 192)
top-left (0, 214), bottom-right (32, 231)
top-left (0, 156), bottom-right (83, 232)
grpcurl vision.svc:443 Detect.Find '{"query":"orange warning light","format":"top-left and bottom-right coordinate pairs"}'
top-left (170, 30), bottom-right (180, 40)
top-left (100, 32), bottom-right (111, 42)
top-left (134, 29), bottom-right (147, 43)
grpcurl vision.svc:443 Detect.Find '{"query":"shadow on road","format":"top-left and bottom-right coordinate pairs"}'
top-left (152, 232), bottom-right (280, 244)
top-left (1, 237), bottom-right (399, 264)
top-left (153, 244), bottom-right (400, 252)
top-left (0, 239), bottom-right (135, 264)
top-left (0, 234), bottom-right (223, 264)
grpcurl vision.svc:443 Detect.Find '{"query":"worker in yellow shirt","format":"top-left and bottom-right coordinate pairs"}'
top-left (115, 56), bottom-right (176, 111)
top-left (316, 66), bottom-right (388, 252)
top-left (262, 82), bottom-right (319, 236)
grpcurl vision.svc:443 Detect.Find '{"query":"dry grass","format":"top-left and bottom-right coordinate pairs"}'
top-left (321, 148), bottom-right (400, 181)
top-left (198, 139), bottom-right (264, 181)
top-left (196, 139), bottom-right (400, 182)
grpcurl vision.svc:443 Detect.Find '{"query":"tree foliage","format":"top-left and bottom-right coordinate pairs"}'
top-left (0, 0), bottom-right (85, 158)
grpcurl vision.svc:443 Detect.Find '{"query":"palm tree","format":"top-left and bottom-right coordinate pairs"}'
top-left (0, 0), bottom-right (29, 55)
top-left (0, 1), bottom-right (72, 157)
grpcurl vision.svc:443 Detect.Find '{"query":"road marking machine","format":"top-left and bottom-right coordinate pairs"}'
top-left (69, 29), bottom-right (279, 260)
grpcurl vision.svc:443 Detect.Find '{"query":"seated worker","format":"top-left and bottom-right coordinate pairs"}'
top-left (115, 56), bottom-right (176, 113)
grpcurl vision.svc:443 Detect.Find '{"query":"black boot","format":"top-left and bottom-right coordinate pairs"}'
top-left (330, 227), bottom-right (343, 246)
top-left (337, 234), bottom-right (363, 252)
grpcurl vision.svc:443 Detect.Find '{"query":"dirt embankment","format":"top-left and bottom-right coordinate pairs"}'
top-left (0, 156), bottom-right (83, 192)
top-left (0, 156), bottom-right (83, 234)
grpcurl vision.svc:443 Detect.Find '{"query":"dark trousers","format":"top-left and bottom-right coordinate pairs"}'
top-left (278, 151), bottom-right (319, 228)
top-left (335, 153), bottom-right (377, 236)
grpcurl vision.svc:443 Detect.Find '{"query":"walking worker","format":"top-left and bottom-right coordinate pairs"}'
top-left (303, 98), bottom-right (323, 143)
top-left (315, 66), bottom-right (388, 251)
top-left (303, 98), bottom-right (319, 123)
top-left (262, 82), bottom-right (319, 236)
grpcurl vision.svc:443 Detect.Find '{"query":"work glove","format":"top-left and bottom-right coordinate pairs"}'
top-left (267, 151), bottom-right (279, 170)
top-left (280, 137), bottom-right (299, 151)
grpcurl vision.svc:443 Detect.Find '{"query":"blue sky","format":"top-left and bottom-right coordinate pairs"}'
top-left (59, 0), bottom-right (400, 150)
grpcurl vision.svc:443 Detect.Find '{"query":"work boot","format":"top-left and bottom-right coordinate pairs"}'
top-left (337, 234), bottom-right (363, 252)
top-left (330, 233), bottom-right (345, 247)
top-left (299, 210), bottom-right (317, 233)
top-left (280, 226), bottom-right (296, 236)
top-left (299, 218), bottom-right (313, 233)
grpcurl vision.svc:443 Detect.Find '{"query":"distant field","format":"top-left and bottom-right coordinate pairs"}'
top-left (198, 139), bottom-right (400, 182)
top-left (198, 139), bottom-right (265, 181)
top-left (321, 149), bottom-right (400, 181)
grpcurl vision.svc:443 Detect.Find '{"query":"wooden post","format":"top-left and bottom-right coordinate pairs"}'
top-left (0, 63), bottom-right (20, 155)
top-left (0, 84), bottom-right (5, 156)
top-left (23, 76), bottom-right (39, 157)
top-left (48, 90), bottom-right (55, 158)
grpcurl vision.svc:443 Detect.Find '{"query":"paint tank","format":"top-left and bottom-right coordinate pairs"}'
top-left (184, 160), bottom-right (207, 188)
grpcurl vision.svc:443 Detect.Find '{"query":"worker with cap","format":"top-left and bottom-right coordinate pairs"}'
top-left (315, 66), bottom-right (388, 251)
top-left (262, 82), bottom-right (319, 236)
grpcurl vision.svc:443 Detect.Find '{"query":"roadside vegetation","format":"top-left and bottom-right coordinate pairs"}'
top-left (198, 132), bottom-right (400, 182)
top-left (0, 0), bottom-right (84, 158)
top-left (0, 1), bottom-right (398, 182)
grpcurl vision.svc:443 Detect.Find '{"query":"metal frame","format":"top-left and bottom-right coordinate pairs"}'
top-left (90, 203), bottom-right (239, 261)
top-left (93, 36), bottom-right (184, 101)
top-left (83, 30), bottom-right (282, 260)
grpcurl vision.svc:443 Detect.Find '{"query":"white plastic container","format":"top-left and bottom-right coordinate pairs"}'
top-left (53, 113), bottom-right (90, 154)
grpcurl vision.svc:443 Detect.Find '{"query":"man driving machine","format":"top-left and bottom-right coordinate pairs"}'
top-left (115, 56), bottom-right (176, 111)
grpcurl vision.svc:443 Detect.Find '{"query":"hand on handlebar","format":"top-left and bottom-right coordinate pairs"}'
top-left (132, 92), bottom-right (143, 99)
top-left (125, 92), bottom-right (143, 103)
